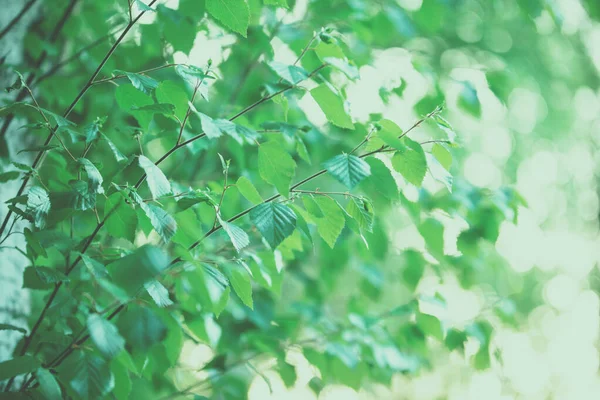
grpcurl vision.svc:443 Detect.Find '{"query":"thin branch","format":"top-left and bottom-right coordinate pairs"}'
top-left (35, 25), bottom-right (127, 85)
top-left (0, 0), bottom-right (38, 41)
top-left (91, 63), bottom-right (180, 85)
top-left (291, 189), bottom-right (363, 200)
top-left (177, 79), bottom-right (202, 145)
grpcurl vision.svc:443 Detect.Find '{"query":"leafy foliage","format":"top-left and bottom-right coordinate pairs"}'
top-left (0, 0), bottom-right (556, 398)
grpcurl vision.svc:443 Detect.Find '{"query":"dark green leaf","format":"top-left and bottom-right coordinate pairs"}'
top-left (323, 154), bottom-right (371, 189)
top-left (27, 186), bottom-right (50, 229)
top-left (107, 245), bottom-right (169, 297)
top-left (250, 202), bottom-right (296, 249)
top-left (0, 356), bottom-right (40, 381)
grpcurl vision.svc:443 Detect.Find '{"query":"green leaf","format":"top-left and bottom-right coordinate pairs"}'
top-left (377, 119), bottom-right (405, 149)
top-left (218, 215), bottom-right (250, 252)
top-left (5, 71), bottom-right (25, 93)
top-left (0, 170), bottom-right (20, 182)
top-left (445, 329), bottom-right (467, 352)
top-left (107, 245), bottom-right (170, 297)
top-left (70, 180), bottom-right (96, 211)
top-left (416, 312), bottom-right (443, 341)
top-left (312, 196), bottom-right (345, 248)
top-left (432, 143), bottom-right (452, 170)
top-left (135, 196), bottom-right (178, 242)
top-left (78, 158), bottom-right (104, 194)
top-left (144, 280), bottom-right (173, 307)
top-left (418, 218), bottom-right (444, 258)
top-left (23, 266), bottom-right (69, 289)
top-left (118, 306), bottom-right (168, 352)
top-left (27, 186), bottom-right (50, 229)
top-left (250, 202), bottom-right (296, 249)
top-left (59, 352), bottom-right (114, 398)
top-left (236, 176), bottom-right (263, 204)
top-left (322, 57), bottom-right (359, 80)
top-left (0, 356), bottom-right (40, 381)
top-left (401, 250), bottom-right (426, 291)
top-left (156, 81), bottom-right (188, 121)
top-left (132, 103), bottom-right (175, 116)
top-left (104, 193), bottom-right (137, 243)
top-left (258, 141), bottom-right (296, 197)
top-left (268, 62), bottom-right (309, 84)
top-left (426, 153), bottom-right (453, 192)
top-left (37, 368), bottom-right (62, 400)
top-left (323, 154), bottom-right (371, 189)
top-left (206, 0), bottom-right (250, 37)
top-left (138, 155), bottom-right (172, 199)
top-left (391, 138), bottom-right (427, 187)
top-left (192, 108), bottom-right (222, 139)
top-left (115, 70), bottom-right (159, 94)
top-left (264, 0), bottom-right (288, 7)
top-left (87, 313), bottom-right (125, 358)
top-left (0, 323), bottom-right (26, 334)
top-left (458, 81), bottom-right (481, 117)
top-left (360, 158), bottom-right (398, 200)
top-left (115, 84), bottom-right (153, 128)
top-left (346, 197), bottom-right (374, 233)
top-left (224, 265), bottom-right (253, 309)
top-left (278, 359), bottom-right (297, 387)
top-left (102, 134), bottom-right (127, 163)
top-left (310, 84), bottom-right (354, 130)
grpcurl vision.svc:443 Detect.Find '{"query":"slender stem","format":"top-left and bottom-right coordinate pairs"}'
top-left (91, 63), bottom-right (180, 85)
top-left (0, 0), bottom-right (157, 243)
top-left (23, 86), bottom-right (77, 162)
top-left (177, 80), bottom-right (202, 145)
top-left (0, 0), bottom-right (38, 41)
top-left (229, 64), bottom-right (327, 122)
top-left (291, 189), bottom-right (363, 200)
top-left (35, 26), bottom-right (126, 85)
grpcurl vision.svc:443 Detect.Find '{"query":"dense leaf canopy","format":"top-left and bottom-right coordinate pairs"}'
top-left (0, 0), bottom-right (599, 398)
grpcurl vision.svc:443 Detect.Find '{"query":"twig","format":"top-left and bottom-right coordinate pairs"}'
top-left (0, 0), bottom-right (38, 41)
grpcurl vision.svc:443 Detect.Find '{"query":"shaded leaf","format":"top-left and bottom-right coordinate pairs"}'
top-left (323, 154), bottom-right (371, 189)
top-left (250, 202), bottom-right (296, 249)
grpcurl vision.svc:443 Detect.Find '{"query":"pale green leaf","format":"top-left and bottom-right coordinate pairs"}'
top-left (144, 280), bottom-right (174, 307)
top-left (432, 143), bottom-right (452, 170)
top-left (236, 176), bottom-right (263, 204)
top-left (225, 265), bottom-right (253, 309)
top-left (268, 61), bottom-right (309, 84)
top-left (312, 196), bottom-right (345, 248)
top-left (391, 138), bottom-right (427, 187)
top-left (258, 141), bottom-right (296, 197)
top-left (156, 81), bottom-right (188, 121)
top-left (206, 0), bottom-right (250, 37)
top-left (218, 214), bottom-right (250, 252)
top-left (138, 155), bottom-right (172, 199)
top-left (310, 84), bottom-right (354, 129)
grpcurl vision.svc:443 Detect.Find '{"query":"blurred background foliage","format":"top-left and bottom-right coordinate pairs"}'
top-left (1, 0), bottom-right (599, 399)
